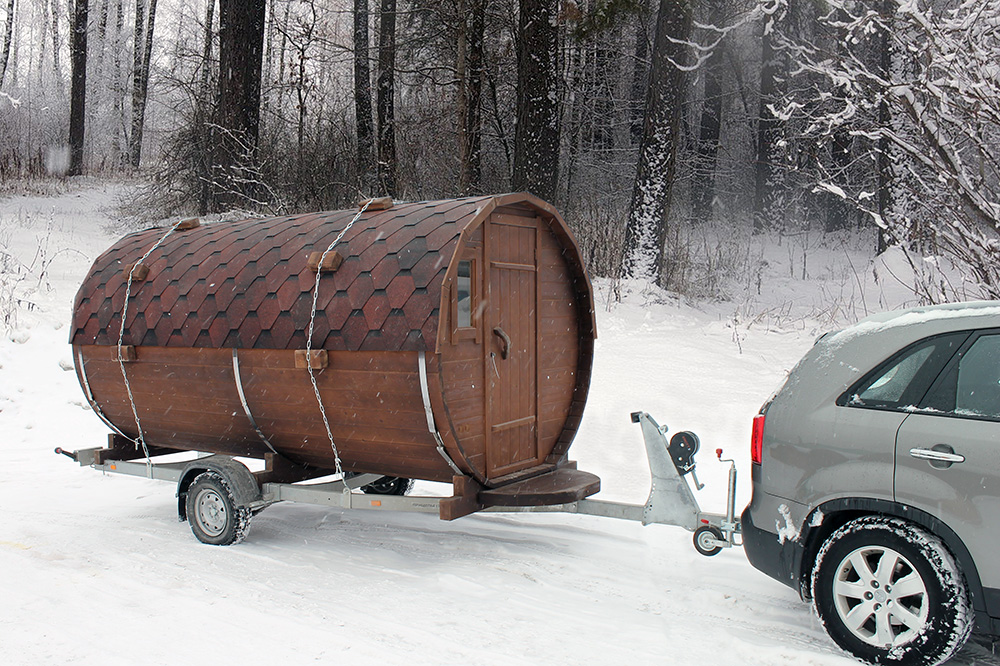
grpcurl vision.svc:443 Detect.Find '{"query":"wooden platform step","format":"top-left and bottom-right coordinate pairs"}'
top-left (478, 469), bottom-right (601, 507)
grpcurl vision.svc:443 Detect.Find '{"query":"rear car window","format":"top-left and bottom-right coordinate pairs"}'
top-left (840, 332), bottom-right (969, 410)
top-left (922, 333), bottom-right (1000, 420)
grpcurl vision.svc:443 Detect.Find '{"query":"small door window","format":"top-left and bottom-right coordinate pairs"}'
top-left (452, 258), bottom-right (479, 342)
top-left (456, 260), bottom-right (472, 328)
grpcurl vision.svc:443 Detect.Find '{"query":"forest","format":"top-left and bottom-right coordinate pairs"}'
top-left (0, 0), bottom-right (997, 302)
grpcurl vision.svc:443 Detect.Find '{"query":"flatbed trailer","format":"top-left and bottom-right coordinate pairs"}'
top-left (57, 412), bottom-right (742, 556)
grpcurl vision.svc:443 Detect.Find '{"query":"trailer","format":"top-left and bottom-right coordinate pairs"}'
top-left (57, 411), bottom-right (742, 555)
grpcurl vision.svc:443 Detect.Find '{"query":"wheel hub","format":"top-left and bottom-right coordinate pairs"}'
top-left (831, 545), bottom-right (929, 648)
top-left (195, 488), bottom-right (228, 537)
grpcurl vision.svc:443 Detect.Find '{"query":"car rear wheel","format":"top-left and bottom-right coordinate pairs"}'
top-left (811, 516), bottom-right (972, 665)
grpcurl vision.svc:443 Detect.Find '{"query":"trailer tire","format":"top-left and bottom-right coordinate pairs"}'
top-left (361, 476), bottom-right (414, 496)
top-left (186, 472), bottom-right (252, 546)
top-left (693, 525), bottom-right (724, 556)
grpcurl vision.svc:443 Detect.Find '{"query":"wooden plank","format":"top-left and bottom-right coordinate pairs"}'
top-left (479, 469), bottom-right (600, 507)
top-left (439, 475), bottom-right (486, 521)
top-left (294, 349), bottom-right (328, 369)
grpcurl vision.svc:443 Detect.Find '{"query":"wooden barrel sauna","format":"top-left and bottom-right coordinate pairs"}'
top-left (71, 193), bottom-right (597, 504)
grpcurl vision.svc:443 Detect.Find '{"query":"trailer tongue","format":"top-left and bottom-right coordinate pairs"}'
top-left (58, 411), bottom-right (741, 556)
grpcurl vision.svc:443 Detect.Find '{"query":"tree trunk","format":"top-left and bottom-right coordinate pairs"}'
top-left (68, 0), bottom-right (87, 176)
top-left (511, 0), bottom-right (559, 201)
top-left (875, 0), bottom-right (892, 253)
top-left (354, 0), bottom-right (374, 192)
top-left (621, 0), bottom-right (692, 284)
top-left (752, 13), bottom-right (783, 233)
top-left (629, 8), bottom-right (649, 145)
top-left (196, 0), bottom-right (214, 215)
top-left (50, 0), bottom-right (63, 90)
top-left (111, 0), bottom-right (124, 167)
top-left (207, 0), bottom-right (266, 211)
top-left (692, 0), bottom-right (725, 223)
top-left (376, 0), bottom-right (396, 196)
top-left (128, 0), bottom-right (156, 168)
top-left (461, 0), bottom-right (486, 194)
top-left (0, 0), bottom-right (16, 86)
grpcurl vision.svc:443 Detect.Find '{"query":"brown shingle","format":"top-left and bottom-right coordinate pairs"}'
top-left (71, 197), bottom-right (494, 352)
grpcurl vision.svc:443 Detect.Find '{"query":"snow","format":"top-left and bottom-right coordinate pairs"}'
top-left (1, 183), bottom-right (997, 665)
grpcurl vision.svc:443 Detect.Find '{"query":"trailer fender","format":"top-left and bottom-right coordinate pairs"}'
top-left (177, 457), bottom-right (261, 521)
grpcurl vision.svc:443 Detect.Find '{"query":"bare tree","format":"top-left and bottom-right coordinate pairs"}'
top-left (692, 0), bottom-right (727, 223)
top-left (376, 0), bottom-right (396, 196)
top-left (752, 2), bottom-right (783, 232)
top-left (354, 0), bottom-right (374, 191)
top-left (68, 0), bottom-right (88, 175)
top-left (512, 0), bottom-right (559, 201)
top-left (621, 0), bottom-right (692, 284)
top-left (458, 0), bottom-right (486, 194)
top-left (128, 0), bottom-right (157, 168)
top-left (205, 0), bottom-right (266, 212)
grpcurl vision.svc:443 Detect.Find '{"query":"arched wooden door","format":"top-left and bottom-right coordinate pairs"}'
top-left (484, 213), bottom-right (539, 479)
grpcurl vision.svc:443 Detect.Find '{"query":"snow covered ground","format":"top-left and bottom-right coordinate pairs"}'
top-left (1, 182), bottom-right (997, 665)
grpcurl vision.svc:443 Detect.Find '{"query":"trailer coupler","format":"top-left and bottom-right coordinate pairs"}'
top-left (630, 411), bottom-right (741, 556)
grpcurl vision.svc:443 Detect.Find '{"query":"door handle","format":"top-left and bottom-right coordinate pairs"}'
top-left (492, 326), bottom-right (511, 360)
top-left (909, 446), bottom-right (965, 467)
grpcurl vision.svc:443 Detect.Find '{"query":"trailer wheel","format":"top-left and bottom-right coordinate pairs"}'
top-left (361, 476), bottom-right (414, 496)
top-left (186, 472), bottom-right (252, 546)
top-left (693, 525), bottom-right (724, 556)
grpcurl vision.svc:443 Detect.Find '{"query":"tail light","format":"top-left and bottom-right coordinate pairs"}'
top-left (751, 414), bottom-right (765, 465)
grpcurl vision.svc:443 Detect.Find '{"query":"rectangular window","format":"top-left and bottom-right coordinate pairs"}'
top-left (456, 260), bottom-right (472, 328)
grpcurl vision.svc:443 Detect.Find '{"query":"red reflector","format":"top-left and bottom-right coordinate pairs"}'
top-left (751, 414), bottom-right (765, 465)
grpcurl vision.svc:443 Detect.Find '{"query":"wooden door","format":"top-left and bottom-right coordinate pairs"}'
top-left (485, 214), bottom-right (539, 478)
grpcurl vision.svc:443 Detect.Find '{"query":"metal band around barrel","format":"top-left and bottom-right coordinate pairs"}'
top-left (232, 349), bottom-right (278, 455)
top-left (418, 350), bottom-right (463, 476)
top-left (75, 346), bottom-right (130, 440)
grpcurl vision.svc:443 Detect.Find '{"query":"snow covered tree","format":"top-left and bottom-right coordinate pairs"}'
top-left (772, 0), bottom-right (1000, 299)
top-left (621, 0), bottom-right (692, 284)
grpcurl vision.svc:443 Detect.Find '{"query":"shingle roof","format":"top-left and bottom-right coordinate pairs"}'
top-left (71, 197), bottom-right (492, 352)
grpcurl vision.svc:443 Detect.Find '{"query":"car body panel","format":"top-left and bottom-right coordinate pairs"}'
top-left (742, 301), bottom-right (1000, 636)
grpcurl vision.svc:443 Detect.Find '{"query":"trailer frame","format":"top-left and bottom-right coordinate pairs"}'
top-left (57, 412), bottom-right (742, 555)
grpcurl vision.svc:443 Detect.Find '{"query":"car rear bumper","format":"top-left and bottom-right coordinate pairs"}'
top-left (741, 505), bottom-right (807, 597)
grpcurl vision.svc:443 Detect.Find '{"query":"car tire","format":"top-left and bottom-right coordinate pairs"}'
top-left (811, 516), bottom-right (972, 665)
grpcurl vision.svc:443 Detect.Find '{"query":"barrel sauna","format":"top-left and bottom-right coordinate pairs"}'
top-left (71, 194), bottom-right (598, 516)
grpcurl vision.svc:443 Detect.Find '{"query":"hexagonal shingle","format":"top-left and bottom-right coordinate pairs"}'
top-left (70, 196), bottom-right (511, 354)
top-left (346, 273), bottom-right (375, 310)
top-left (362, 291), bottom-right (391, 331)
top-left (386, 275), bottom-right (416, 309)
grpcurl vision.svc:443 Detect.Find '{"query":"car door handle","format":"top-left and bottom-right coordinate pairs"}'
top-left (909, 447), bottom-right (965, 465)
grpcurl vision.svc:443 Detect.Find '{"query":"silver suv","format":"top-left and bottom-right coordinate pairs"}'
top-left (742, 301), bottom-right (1000, 665)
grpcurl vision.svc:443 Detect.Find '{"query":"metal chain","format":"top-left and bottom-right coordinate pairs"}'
top-left (305, 198), bottom-right (375, 478)
top-left (117, 219), bottom-right (186, 474)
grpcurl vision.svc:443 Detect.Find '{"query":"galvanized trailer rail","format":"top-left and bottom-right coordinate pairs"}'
top-left (57, 412), bottom-right (742, 556)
